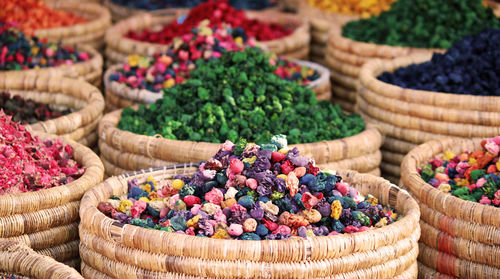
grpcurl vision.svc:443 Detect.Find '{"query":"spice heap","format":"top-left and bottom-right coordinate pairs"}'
top-left (270, 54), bottom-right (321, 86)
top-left (342, 0), bottom-right (500, 48)
top-left (0, 92), bottom-right (71, 124)
top-left (110, 21), bottom-right (254, 91)
top-left (98, 136), bottom-right (396, 240)
top-left (126, 0), bottom-right (292, 45)
top-left (0, 22), bottom-right (90, 71)
top-left (378, 28), bottom-right (500, 95)
top-left (0, 111), bottom-right (84, 195)
top-left (0, 274), bottom-right (19, 279)
top-left (307, 0), bottom-right (395, 18)
top-left (0, 0), bottom-right (87, 35)
top-left (118, 48), bottom-right (365, 144)
top-left (420, 137), bottom-right (500, 207)
top-left (110, 0), bottom-right (276, 11)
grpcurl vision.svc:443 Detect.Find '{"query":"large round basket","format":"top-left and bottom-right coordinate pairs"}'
top-left (104, 10), bottom-right (310, 66)
top-left (1, 44), bottom-right (103, 87)
top-left (103, 58), bottom-right (331, 111)
top-left (325, 27), bottom-right (441, 112)
top-left (98, 108), bottom-right (383, 177)
top-left (356, 53), bottom-right (500, 183)
top-left (0, 240), bottom-right (83, 279)
top-left (400, 137), bottom-right (500, 278)
top-left (0, 73), bottom-right (105, 148)
top-left (0, 132), bottom-right (104, 266)
top-left (35, 0), bottom-right (111, 51)
top-left (79, 167), bottom-right (420, 279)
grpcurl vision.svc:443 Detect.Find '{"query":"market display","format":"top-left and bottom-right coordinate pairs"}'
top-left (0, 92), bottom-right (71, 124)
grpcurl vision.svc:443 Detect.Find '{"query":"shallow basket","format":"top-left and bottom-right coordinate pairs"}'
top-left (1, 44), bottom-right (103, 87)
top-left (0, 240), bottom-right (83, 279)
top-left (356, 53), bottom-right (500, 180)
top-left (0, 132), bottom-right (104, 262)
top-left (104, 9), bottom-right (310, 66)
top-left (79, 166), bottom-right (420, 279)
top-left (98, 108), bottom-right (383, 177)
top-left (103, 58), bottom-right (331, 109)
top-left (325, 27), bottom-right (441, 112)
top-left (36, 0), bottom-right (111, 51)
top-left (0, 73), bottom-right (105, 148)
top-left (400, 137), bottom-right (500, 278)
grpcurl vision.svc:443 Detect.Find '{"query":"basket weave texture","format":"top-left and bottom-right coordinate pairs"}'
top-left (0, 132), bottom-right (104, 264)
top-left (79, 166), bottom-right (420, 279)
top-left (97, 108), bottom-right (383, 176)
top-left (36, 0), bottom-right (111, 51)
top-left (1, 44), bottom-right (103, 87)
top-left (400, 137), bottom-right (500, 278)
top-left (0, 240), bottom-right (83, 279)
top-left (103, 58), bottom-right (331, 110)
top-left (356, 53), bottom-right (500, 180)
top-left (0, 73), bottom-right (105, 147)
top-left (104, 10), bottom-right (310, 66)
top-left (325, 28), bottom-right (441, 112)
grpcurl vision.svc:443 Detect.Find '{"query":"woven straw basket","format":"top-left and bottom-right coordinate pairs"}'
top-left (104, 9), bottom-right (310, 66)
top-left (36, 0), bottom-right (111, 51)
top-left (1, 44), bottom-right (103, 87)
top-left (325, 27), bottom-right (442, 112)
top-left (0, 240), bottom-right (83, 279)
top-left (356, 53), bottom-right (500, 182)
top-left (486, 0), bottom-right (500, 17)
top-left (0, 73), bottom-right (105, 148)
top-left (79, 166), bottom-right (420, 279)
top-left (103, 58), bottom-right (331, 110)
top-left (0, 132), bottom-right (104, 266)
top-left (97, 108), bottom-right (383, 177)
top-left (400, 137), bottom-right (500, 278)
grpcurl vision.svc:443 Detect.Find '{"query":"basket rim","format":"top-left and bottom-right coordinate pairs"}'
top-left (400, 137), bottom-right (500, 227)
top-left (80, 167), bottom-right (420, 261)
top-left (0, 132), bottom-right (104, 216)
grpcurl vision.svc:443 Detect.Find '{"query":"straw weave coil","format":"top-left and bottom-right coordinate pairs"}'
top-left (37, 0), bottom-right (111, 51)
top-left (103, 59), bottom-right (331, 110)
top-left (357, 53), bottom-right (500, 180)
top-left (400, 137), bottom-right (500, 278)
top-left (0, 240), bottom-right (83, 279)
top-left (79, 166), bottom-right (419, 278)
top-left (97, 108), bottom-right (382, 176)
top-left (104, 10), bottom-right (310, 66)
top-left (0, 132), bottom-right (104, 264)
top-left (0, 73), bottom-right (105, 148)
top-left (325, 28), bottom-right (441, 112)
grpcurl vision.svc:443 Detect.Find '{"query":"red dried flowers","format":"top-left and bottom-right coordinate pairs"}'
top-left (0, 111), bottom-right (84, 194)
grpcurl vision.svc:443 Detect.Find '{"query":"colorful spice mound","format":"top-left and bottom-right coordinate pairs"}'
top-left (98, 136), bottom-right (397, 240)
top-left (342, 0), bottom-right (500, 48)
top-left (0, 92), bottom-right (71, 124)
top-left (118, 48), bottom-right (365, 144)
top-left (110, 0), bottom-right (276, 11)
top-left (0, 0), bottom-right (87, 35)
top-left (0, 22), bottom-right (90, 71)
top-left (307, 0), bottom-right (395, 17)
top-left (0, 112), bottom-right (84, 195)
top-left (0, 274), bottom-right (19, 279)
top-left (378, 28), bottom-right (500, 95)
top-left (126, 0), bottom-right (292, 45)
top-left (420, 137), bottom-right (500, 207)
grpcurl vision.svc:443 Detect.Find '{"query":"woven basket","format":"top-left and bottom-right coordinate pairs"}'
top-left (325, 27), bottom-right (442, 112)
top-left (103, 58), bottom-right (331, 109)
top-left (105, 9), bottom-right (310, 66)
top-left (0, 73), bottom-right (105, 148)
top-left (486, 0), bottom-right (500, 17)
top-left (0, 132), bottom-right (104, 265)
top-left (400, 137), bottom-right (500, 278)
top-left (98, 108), bottom-right (382, 176)
top-left (35, 0), bottom-right (111, 51)
top-left (1, 44), bottom-right (103, 87)
top-left (79, 166), bottom-right (419, 279)
top-left (0, 240), bottom-right (83, 279)
top-left (357, 53), bottom-right (500, 180)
